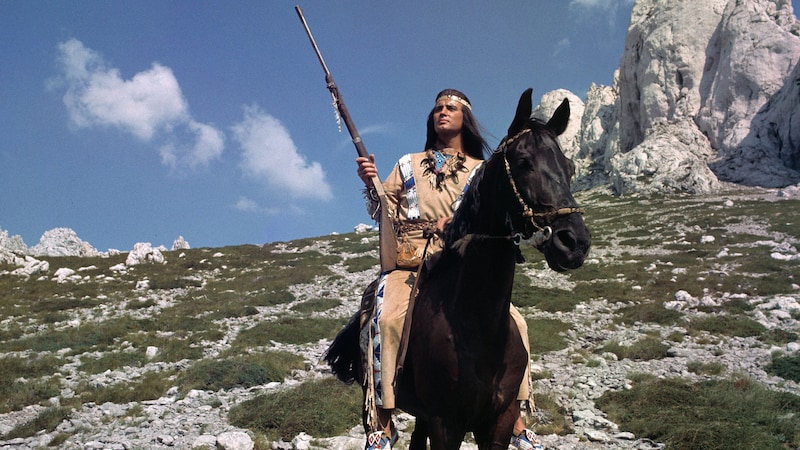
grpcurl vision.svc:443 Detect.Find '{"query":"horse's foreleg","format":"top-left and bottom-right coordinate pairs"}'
top-left (424, 418), bottom-right (468, 450)
top-left (482, 404), bottom-right (519, 450)
top-left (409, 418), bottom-right (428, 450)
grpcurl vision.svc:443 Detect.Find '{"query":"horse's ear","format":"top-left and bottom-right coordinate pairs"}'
top-left (547, 98), bottom-right (570, 136)
top-left (508, 88), bottom-right (533, 136)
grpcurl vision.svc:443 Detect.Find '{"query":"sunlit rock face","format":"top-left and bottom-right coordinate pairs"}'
top-left (552, 0), bottom-right (800, 194)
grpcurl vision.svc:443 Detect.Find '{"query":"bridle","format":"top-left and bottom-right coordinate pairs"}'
top-left (495, 127), bottom-right (584, 245)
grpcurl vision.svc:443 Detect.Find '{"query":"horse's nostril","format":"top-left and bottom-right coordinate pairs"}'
top-left (556, 229), bottom-right (577, 251)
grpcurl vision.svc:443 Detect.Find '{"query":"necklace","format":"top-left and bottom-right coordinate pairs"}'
top-left (422, 149), bottom-right (466, 189)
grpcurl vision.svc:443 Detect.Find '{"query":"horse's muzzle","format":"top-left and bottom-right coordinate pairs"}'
top-left (542, 214), bottom-right (591, 272)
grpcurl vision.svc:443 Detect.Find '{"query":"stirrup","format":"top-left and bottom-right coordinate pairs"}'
top-left (365, 430), bottom-right (392, 450)
top-left (510, 428), bottom-right (543, 450)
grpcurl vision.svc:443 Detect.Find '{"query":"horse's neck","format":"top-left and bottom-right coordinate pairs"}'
top-left (440, 158), bottom-right (518, 335)
top-left (467, 161), bottom-right (514, 237)
top-left (446, 236), bottom-right (517, 337)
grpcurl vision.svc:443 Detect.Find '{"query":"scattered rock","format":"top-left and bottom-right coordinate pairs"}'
top-left (29, 228), bottom-right (100, 257)
top-left (171, 235), bottom-right (190, 251)
top-left (126, 242), bottom-right (166, 266)
top-left (216, 431), bottom-right (254, 450)
top-left (0, 228), bottom-right (27, 254)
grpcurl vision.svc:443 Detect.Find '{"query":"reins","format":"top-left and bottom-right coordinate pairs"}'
top-left (495, 127), bottom-right (584, 245)
top-left (448, 125), bottom-right (584, 253)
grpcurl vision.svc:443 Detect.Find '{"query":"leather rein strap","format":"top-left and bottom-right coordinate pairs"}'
top-left (496, 128), bottom-right (584, 240)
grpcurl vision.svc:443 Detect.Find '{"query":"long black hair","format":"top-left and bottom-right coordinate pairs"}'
top-left (424, 88), bottom-right (491, 160)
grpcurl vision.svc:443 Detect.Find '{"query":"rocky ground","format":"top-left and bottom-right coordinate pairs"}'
top-left (1, 188), bottom-right (799, 450)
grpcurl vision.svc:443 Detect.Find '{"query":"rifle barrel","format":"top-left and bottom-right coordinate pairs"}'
top-left (294, 5), bottom-right (370, 160)
top-left (294, 5), bottom-right (397, 272)
top-left (294, 6), bottom-right (330, 77)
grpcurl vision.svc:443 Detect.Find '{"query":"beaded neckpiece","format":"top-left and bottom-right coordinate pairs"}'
top-left (421, 149), bottom-right (467, 189)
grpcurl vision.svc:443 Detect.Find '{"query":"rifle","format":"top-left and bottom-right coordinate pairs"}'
top-left (295, 6), bottom-right (397, 272)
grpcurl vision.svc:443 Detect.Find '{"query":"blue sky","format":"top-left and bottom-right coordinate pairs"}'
top-left (2, 1), bottom-right (796, 251)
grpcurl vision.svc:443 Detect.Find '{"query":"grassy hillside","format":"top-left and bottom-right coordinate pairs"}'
top-left (1, 189), bottom-right (799, 449)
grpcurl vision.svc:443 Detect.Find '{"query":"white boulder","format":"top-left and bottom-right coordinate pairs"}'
top-left (29, 228), bottom-right (99, 257)
top-left (126, 242), bottom-right (166, 266)
top-left (171, 235), bottom-right (190, 251)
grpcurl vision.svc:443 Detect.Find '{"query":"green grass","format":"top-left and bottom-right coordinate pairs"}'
top-left (0, 377), bottom-right (62, 415)
top-left (2, 193), bottom-right (800, 445)
top-left (685, 314), bottom-right (766, 338)
top-left (80, 350), bottom-right (146, 374)
top-left (77, 370), bottom-right (173, 405)
top-left (0, 406), bottom-right (72, 440)
top-left (179, 351), bottom-right (305, 393)
top-left (528, 318), bottom-right (570, 354)
top-left (686, 360), bottom-right (726, 376)
top-left (596, 374), bottom-right (800, 449)
top-left (531, 392), bottom-right (572, 436)
top-left (615, 301), bottom-right (683, 326)
top-left (766, 353), bottom-right (800, 383)
top-left (290, 298), bottom-right (342, 314)
top-left (233, 316), bottom-right (346, 347)
top-left (345, 255), bottom-right (379, 273)
top-left (229, 377), bottom-right (362, 441)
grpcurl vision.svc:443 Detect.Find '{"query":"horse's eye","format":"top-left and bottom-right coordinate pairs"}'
top-left (516, 159), bottom-right (534, 172)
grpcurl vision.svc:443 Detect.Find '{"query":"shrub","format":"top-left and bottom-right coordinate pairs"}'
top-left (180, 359), bottom-right (273, 392)
top-left (1, 406), bottom-right (71, 440)
top-left (686, 314), bottom-right (766, 338)
top-left (766, 353), bottom-right (800, 383)
top-left (686, 360), bottom-right (726, 376)
top-left (229, 377), bottom-right (362, 441)
top-left (528, 318), bottom-right (570, 355)
top-left (596, 374), bottom-right (800, 449)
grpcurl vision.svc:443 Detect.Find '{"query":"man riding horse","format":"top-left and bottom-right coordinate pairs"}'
top-left (355, 89), bottom-right (538, 450)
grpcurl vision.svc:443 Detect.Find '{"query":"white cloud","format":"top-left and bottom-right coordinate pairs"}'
top-left (186, 120), bottom-right (225, 167)
top-left (568, 0), bottom-right (632, 10)
top-left (232, 105), bottom-right (333, 201)
top-left (158, 120), bottom-right (224, 169)
top-left (234, 196), bottom-right (267, 213)
top-left (55, 38), bottom-right (223, 168)
top-left (234, 196), bottom-right (260, 212)
top-left (553, 38), bottom-right (571, 56)
top-left (568, 0), bottom-right (633, 27)
top-left (333, 123), bottom-right (394, 151)
top-left (233, 196), bottom-right (286, 215)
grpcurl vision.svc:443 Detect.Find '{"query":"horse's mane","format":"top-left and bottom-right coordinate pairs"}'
top-left (441, 158), bottom-right (488, 248)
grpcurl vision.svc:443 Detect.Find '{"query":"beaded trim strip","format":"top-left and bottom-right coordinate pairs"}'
top-left (436, 94), bottom-right (471, 111)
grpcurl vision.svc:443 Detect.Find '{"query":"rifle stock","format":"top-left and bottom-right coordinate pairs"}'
top-left (295, 6), bottom-right (397, 272)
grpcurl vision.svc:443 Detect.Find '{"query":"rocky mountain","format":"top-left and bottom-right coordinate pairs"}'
top-left (546, 0), bottom-right (800, 195)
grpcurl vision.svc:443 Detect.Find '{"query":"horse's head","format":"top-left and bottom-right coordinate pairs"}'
top-left (500, 88), bottom-right (591, 271)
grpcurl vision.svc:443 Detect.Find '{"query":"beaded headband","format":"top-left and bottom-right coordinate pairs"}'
top-left (436, 94), bottom-right (472, 111)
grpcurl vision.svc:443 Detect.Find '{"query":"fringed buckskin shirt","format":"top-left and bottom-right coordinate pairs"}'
top-left (376, 150), bottom-right (483, 260)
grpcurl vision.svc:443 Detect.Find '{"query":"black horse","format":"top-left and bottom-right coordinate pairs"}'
top-left (326, 88), bottom-right (591, 449)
